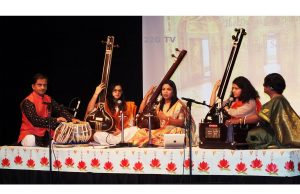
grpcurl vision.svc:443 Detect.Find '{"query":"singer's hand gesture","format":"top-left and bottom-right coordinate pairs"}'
top-left (157, 111), bottom-right (168, 121)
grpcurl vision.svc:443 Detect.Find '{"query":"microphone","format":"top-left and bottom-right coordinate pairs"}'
top-left (73, 99), bottom-right (81, 117)
top-left (225, 97), bottom-right (234, 107)
top-left (117, 100), bottom-right (123, 111)
top-left (156, 95), bottom-right (162, 102)
top-left (220, 97), bottom-right (234, 111)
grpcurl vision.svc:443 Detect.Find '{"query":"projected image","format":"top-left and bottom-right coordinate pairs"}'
top-left (143, 16), bottom-right (300, 133)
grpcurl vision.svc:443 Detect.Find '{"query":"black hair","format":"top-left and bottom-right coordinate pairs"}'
top-left (32, 73), bottom-right (48, 84)
top-left (106, 83), bottom-right (126, 113)
top-left (263, 73), bottom-right (286, 94)
top-left (230, 76), bottom-right (260, 103)
top-left (159, 80), bottom-right (178, 111)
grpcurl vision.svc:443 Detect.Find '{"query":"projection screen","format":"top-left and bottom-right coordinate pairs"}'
top-left (142, 16), bottom-right (300, 135)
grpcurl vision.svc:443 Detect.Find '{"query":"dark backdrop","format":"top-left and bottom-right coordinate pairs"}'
top-left (0, 16), bottom-right (143, 145)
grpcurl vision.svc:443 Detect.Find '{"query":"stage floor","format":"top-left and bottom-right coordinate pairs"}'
top-left (1, 145), bottom-right (299, 177)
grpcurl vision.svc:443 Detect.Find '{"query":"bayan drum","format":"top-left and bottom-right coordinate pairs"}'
top-left (54, 122), bottom-right (92, 144)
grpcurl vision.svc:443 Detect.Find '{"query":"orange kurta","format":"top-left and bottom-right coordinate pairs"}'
top-left (18, 92), bottom-right (51, 143)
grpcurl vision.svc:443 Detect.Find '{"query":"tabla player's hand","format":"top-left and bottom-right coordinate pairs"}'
top-left (72, 118), bottom-right (81, 123)
top-left (57, 117), bottom-right (67, 123)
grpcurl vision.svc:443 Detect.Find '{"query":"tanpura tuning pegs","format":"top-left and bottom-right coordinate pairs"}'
top-left (171, 54), bottom-right (177, 58)
top-left (101, 41), bottom-right (119, 48)
top-left (232, 35), bottom-right (238, 41)
top-left (242, 30), bottom-right (247, 36)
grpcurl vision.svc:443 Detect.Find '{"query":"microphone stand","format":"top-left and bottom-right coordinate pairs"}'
top-left (115, 111), bottom-right (132, 147)
top-left (45, 102), bottom-right (53, 184)
top-left (145, 113), bottom-right (157, 147)
top-left (185, 101), bottom-right (193, 182)
top-left (181, 97), bottom-right (197, 182)
top-left (182, 97), bottom-right (212, 108)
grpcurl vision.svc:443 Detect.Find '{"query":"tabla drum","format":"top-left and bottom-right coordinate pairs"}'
top-left (54, 122), bottom-right (92, 144)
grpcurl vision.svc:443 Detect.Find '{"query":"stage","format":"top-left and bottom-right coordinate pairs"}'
top-left (1, 145), bottom-right (300, 183)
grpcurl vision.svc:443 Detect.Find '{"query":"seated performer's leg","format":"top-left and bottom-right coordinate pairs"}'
top-left (123, 126), bottom-right (139, 142)
top-left (93, 132), bottom-right (113, 145)
top-left (246, 127), bottom-right (277, 149)
top-left (21, 135), bottom-right (36, 147)
top-left (94, 127), bottom-right (139, 145)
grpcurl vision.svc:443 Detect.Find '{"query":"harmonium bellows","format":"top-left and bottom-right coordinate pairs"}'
top-left (199, 122), bottom-right (250, 149)
top-left (199, 122), bottom-right (231, 149)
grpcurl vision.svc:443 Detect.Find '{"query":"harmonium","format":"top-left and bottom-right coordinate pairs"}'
top-left (199, 122), bottom-right (250, 149)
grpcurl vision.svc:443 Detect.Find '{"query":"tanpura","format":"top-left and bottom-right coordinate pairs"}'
top-left (85, 36), bottom-right (119, 134)
top-left (136, 48), bottom-right (187, 130)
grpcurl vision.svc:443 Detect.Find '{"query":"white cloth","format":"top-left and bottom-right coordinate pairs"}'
top-left (93, 126), bottom-right (139, 145)
top-left (21, 135), bottom-right (36, 147)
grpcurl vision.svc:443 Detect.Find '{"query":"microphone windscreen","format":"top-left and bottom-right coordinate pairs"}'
top-left (157, 96), bottom-right (162, 102)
